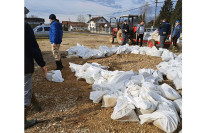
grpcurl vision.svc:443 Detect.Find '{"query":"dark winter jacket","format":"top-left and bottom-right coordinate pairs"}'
top-left (172, 24), bottom-right (181, 38)
top-left (49, 20), bottom-right (63, 44)
top-left (122, 24), bottom-right (129, 34)
top-left (159, 22), bottom-right (171, 36)
top-left (25, 22), bottom-right (46, 74)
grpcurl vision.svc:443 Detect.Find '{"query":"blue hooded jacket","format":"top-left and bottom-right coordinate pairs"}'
top-left (172, 24), bottom-right (181, 38)
top-left (49, 21), bottom-right (63, 44)
top-left (159, 22), bottom-right (171, 36)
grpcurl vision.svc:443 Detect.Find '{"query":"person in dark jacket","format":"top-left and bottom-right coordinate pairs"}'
top-left (172, 20), bottom-right (181, 51)
top-left (49, 14), bottom-right (63, 70)
top-left (121, 20), bottom-right (129, 45)
top-left (25, 22), bottom-right (47, 129)
top-left (158, 19), bottom-right (171, 48)
top-left (136, 21), bottom-right (145, 47)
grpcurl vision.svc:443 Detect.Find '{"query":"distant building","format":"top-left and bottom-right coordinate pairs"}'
top-left (62, 21), bottom-right (88, 31)
top-left (24, 7), bottom-right (45, 29)
top-left (87, 17), bottom-right (110, 33)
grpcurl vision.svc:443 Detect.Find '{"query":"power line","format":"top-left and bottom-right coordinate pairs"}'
top-left (103, 2), bottom-right (155, 16)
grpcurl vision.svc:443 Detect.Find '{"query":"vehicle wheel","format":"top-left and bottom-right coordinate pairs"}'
top-left (117, 29), bottom-right (122, 44)
top-left (147, 39), bottom-right (156, 48)
top-left (109, 36), bottom-right (114, 43)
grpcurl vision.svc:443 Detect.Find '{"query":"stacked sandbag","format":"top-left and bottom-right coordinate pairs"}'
top-left (69, 62), bottom-right (182, 133)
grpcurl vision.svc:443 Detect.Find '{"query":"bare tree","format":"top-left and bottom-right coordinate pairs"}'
top-left (139, 2), bottom-right (152, 23)
top-left (77, 15), bottom-right (85, 22)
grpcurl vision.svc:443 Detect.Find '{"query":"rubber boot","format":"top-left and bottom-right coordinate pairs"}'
top-left (25, 106), bottom-right (37, 130)
top-left (60, 59), bottom-right (63, 69)
top-left (56, 61), bottom-right (62, 70)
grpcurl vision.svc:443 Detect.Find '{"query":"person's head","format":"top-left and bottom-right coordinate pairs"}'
top-left (140, 21), bottom-right (144, 25)
top-left (124, 20), bottom-right (127, 24)
top-left (162, 19), bottom-right (166, 22)
top-left (175, 20), bottom-right (180, 26)
top-left (49, 14), bottom-right (56, 22)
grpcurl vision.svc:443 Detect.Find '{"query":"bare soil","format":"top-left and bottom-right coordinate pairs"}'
top-left (25, 32), bottom-right (181, 133)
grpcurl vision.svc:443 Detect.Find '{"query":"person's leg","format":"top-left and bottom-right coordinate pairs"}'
top-left (52, 44), bottom-right (62, 70)
top-left (140, 34), bottom-right (144, 47)
top-left (125, 34), bottom-right (128, 44)
top-left (122, 33), bottom-right (125, 45)
top-left (136, 34), bottom-right (139, 46)
top-left (24, 74), bottom-right (37, 129)
top-left (160, 36), bottom-right (164, 48)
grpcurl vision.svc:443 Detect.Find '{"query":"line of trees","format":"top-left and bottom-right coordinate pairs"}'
top-left (155, 0), bottom-right (182, 27)
top-left (141, 0), bottom-right (182, 27)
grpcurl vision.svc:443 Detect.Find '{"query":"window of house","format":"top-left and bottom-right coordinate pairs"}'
top-left (37, 27), bottom-right (43, 32)
top-left (44, 27), bottom-right (50, 31)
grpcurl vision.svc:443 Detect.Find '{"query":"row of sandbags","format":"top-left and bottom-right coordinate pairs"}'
top-left (69, 62), bottom-right (182, 133)
top-left (67, 43), bottom-right (176, 59)
top-left (67, 44), bottom-right (182, 90)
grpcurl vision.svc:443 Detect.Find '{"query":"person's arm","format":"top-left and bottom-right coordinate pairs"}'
top-left (25, 23), bottom-right (47, 77)
top-left (173, 26), bottom-right (181, 37)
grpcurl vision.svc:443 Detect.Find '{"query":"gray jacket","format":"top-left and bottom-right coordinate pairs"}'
top-left (136, 24), bottom-right (145, 34)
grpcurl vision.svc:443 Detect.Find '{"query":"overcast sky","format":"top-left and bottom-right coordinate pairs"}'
top-left (25, 0), bottom-right (176, 24)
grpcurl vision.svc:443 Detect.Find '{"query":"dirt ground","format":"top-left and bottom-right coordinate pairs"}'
top-left (25, 32), bottom-right (181, 133)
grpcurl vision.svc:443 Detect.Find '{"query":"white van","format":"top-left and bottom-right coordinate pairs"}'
top-left (33, 25), bottom-right (50, 38)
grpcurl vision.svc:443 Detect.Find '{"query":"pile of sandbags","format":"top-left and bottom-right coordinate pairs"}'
top-left (69, 62), bottom-right (182, 133)
top-left (157, 53), bottom-right (182, 90)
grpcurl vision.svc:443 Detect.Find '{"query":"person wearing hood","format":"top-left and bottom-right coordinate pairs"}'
top-left (136, 21), bottom-right (145, 47)
top-left (172, 20), bottom-right (181, 51)
top-left (121, 20), bottom-right (129, 45)
top-left (49, 14), bottom-right (63, 70)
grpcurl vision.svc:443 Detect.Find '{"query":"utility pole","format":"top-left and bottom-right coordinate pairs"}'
top-left (153, 0), bottom-right (158, 27)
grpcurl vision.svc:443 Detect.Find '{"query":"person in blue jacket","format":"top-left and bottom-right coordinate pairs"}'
top-left (158, 19), bottom-right (171, 48)
top-left (49, 14), bottom-right (63, 70)
top-left (172, 20), bottom-right (181, 51)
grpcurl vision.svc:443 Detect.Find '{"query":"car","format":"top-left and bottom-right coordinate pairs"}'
top-left (33, 25), bottom-right (50, 38)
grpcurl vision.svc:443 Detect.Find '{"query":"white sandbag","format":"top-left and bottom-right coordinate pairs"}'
top-left (131, 49), bottom-right (140, 54)
top-left (161, 50), bottom-right (176, 61)
top-left (153, 70), bottom-right (163, 82)
top-left (139, 69), bottom-right (155, 75)
top-left (125, 84), bottom-right (141, 97)
top-left (173, 99), bottom-right (182, 116)
top-left (139, 102), bottom-right (179, 133)
top-left (102, 95), bottom-right (118, 107)
top-left (166, 70), bottom-right (179, 81)
top-left (111, 96), bottom-right (139, 122)
top-left (158, 83), bottom-right (181, 100)
top-left (173, 78), bottom-right (182, 90)
top-left (89, 91), bottom-right (106, 103)
top-left (141, 82), bottom-right (161, 95)
top-left (132, 97), bottom-right (158, 114)
top-left (129, 74), bottom-right (145, 85)
top-left (46, 70), bottom-right (64, 82)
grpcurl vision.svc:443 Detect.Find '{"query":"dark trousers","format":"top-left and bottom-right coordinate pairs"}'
top-left (122, 33), bottom-right (128, 45)
top-left (136, 34), bottom-right (144, 46)
top-left (172, 36), bottom-right (178, 46)
top-left (160, 36), bottom-right (167, 48)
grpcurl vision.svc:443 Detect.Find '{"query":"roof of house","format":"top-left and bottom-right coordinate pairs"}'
top-left (62, 21), bottom-right (88, 27)
top-left (25, 18), bottom-right (45, 22)
top-left (87, 17), bottom-right (109, 24)
top-left (24, 7), bottom-right (29, 14)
